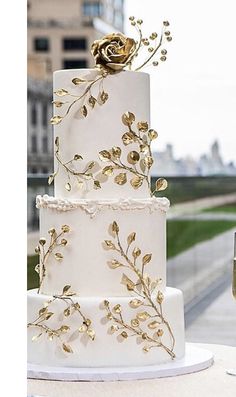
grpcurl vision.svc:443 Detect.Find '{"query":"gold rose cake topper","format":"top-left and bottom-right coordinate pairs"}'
top-left (51, 17), bottom-right (172, 125)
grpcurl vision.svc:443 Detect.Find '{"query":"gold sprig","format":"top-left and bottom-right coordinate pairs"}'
top-left (28, 285), bottom-right (95, 354)
top-left (102, 221), bottom-right (175, 358)
top-left (48, 136), bottom-right (101, 192)
top-left (50, 18), bottom-right (172, 125)
top-left (50, 70), bottom-right (109, 125)
top-left (128, 17), bottom-right (172, 71)
top-left (99, 111), bottom-right (168, 196)
top-left (35, 224), bottom-right (70, 293)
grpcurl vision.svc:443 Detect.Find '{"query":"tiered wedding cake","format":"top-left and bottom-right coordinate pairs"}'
top-left (27, 19), bottom-right (185, 368)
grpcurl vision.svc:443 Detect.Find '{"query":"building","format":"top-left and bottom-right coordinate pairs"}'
top-left (27, 0), bottom-right (124, 78)
top-left (27, 76), bottom-right (53, 175)
top-left (152, 141), bottom-right (236, 177)
top-left (27, 0), bottom-right (125, 230)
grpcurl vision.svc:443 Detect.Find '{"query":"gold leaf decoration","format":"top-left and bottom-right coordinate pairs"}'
top-left (127, 232), bottom-right (136, 245)
top-left (62, 343), bottom-right (73, 353)
top-left (102, 223), bottom-right (175, 359)
top-left (137, 121), bottom-right (149, 132)
top-left (136, 311), bottom-right (150, 321)
top-left (81, 105), bottom-right (88, 117)
top-left (127, 151), bottom-right (140, 165)
top-left (130, 175), bottom-right (143, 189)
top-left (62, 285), bottom-right (71, 295)
top-left (122, 111), bottom-right (135, 126)
top-left (144, 156), bottom-right (154, 168)
top-left (114, 172), bottom-right (127, 185)
top-left (65, 182), bottom-right (71, 191)
top-left (88, 95), bottom-right (96, 108)
top-left (52, 19), bottom-right (172, 125)
top-left (94, 180), bottom-right (101, 189)
top-left (155, 178), bottom-right (168, 192)
top-left (52, 101), bottom-right (65, 108)
top-left (112, 221), bottom-right (119, 234)
top-left (129, 299), bottom-right (143, 308)
top-left (112, 146), bottom-right (122, 159)
top-left (131, 319), bottom-right (140, 327)
top-left (142, 254), bottom-right (152, 265)
top-left (104, 240), bottom-right (116, 250)
top-left (99, 111), bottom-right (167, 195)
top-left (132, 247), bottom-right (141, 259)
top-left (113, 304), bottom-right (121, 314)
top-left (50, 115), bottom-right (63, 125)
top-left (55, 252), bottom-right (63, 260)
top-left (87, 328), bottom-right (95, 340)
top-left (52, 137), bottom-right (101, 192)
top-left (108, 259), bottom-right (124, 269)
top-left (102, 165), bottom-right (114, 176)
top-left (72, 77), bottom-right (86, 85)
top-left (121, 273), bottom-right (135, 291)
top-left (48, 173), bottom-right (56, 185)
top-left (122, 131), bottom-right (135, 146)
top-left (54, 89), bottom-right (68, 96)
top-left (157, 291), bottom-right (164, 304)
top-left (35, 225), bottom-right (71, 293)
top-left (74, 154), bottom-right (83, 160)
top-left (148, 320), bottom-right (160, 329)
top-left (99, 150), bottom-right (111, 161)
top-left (148, 129), bottom-right (158, 140)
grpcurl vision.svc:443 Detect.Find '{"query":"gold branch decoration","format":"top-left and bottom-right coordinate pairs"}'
top-left (48, 136), bottom-right (101, 192)
top-left (50, 18), bottom-right (172, 125)
top-left (50, 69), bottom-right (109, 125)
top-left (102, 221), bottom-right (175, 359)
top-left (28, 285), bottom-right (95, 354)
top-left (35, 224), bottom-right (70, 293)
top-left (99, 111), bottom-right (168, 196)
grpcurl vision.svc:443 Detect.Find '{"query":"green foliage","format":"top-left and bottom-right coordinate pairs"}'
top-left (152, 176), bottom-right (236, 205)
top-left (27, 255), bottom-right (38, 290)
top-left (203, 202), bottom-right (236, 214)
top-left (167, 220), bottom-right (236, 258)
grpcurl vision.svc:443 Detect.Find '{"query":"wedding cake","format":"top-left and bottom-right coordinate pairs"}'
top-left (27, 18), bottom-right (185, 369)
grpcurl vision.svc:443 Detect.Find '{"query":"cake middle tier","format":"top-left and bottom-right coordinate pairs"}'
top-left (36, 195), bottom-right (169, 297)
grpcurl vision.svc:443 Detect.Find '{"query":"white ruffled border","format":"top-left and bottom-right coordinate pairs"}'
top-left (36, 195), bottom-right (170, 218)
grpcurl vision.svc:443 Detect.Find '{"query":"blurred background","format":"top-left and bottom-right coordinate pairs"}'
top-left (27, 0), bottom-right (236, 346)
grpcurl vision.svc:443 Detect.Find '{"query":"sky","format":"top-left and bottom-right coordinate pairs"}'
top-left (124, 0), bottom-right (236, 163)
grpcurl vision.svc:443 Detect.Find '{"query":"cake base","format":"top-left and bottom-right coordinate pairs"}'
top-left (27, 343), bottom-right (214, 381)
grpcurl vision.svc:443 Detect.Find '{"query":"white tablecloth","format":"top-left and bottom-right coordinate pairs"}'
top-left (28, 343), bottom-right (236, 397)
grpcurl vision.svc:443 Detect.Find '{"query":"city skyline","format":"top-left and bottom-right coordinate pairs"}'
top-left (125, 0), bottom-right (236, 164)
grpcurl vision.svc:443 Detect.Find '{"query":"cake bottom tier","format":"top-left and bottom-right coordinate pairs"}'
top-left (27, 287), bottom-right (185, 368)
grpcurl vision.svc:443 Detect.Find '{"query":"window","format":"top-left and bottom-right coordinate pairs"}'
top-left (31, 103), bottom-right (37, 126)
top-left (114, 0), bottom-right (123, 8)
top-left (31, 135), bottom-right (37, 153)
top-left (34, 37), bottom-right (49, 52)
top-left (63, 59), bottom-right (88, 69)
top-left (31, 167), bottom-right (37, 174)
top-left (114, 11), bottom-right (123, 29)
top-left (42, 167), bottom-right (48, 174)
top-left (42, 136), bottom-right (48, 153)
top-left (63, 38), bottom-right (87, 51)
top-left (42, 103), bottom-right (48, 127)
top-left (82, 2), bottom-right (102, 17)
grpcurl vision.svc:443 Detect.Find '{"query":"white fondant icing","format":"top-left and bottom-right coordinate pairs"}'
top-left (27, 287), bottom-right (185, 368)
top-left (36, 194), bottom-right (170, 217)
top-left (53, 69), bottom-right (150, 199)
top-left (38, 200), bottom-right (167, 296)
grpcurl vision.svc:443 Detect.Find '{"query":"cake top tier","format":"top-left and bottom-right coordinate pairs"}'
top-left (49, 20), bottom-right (172, 200)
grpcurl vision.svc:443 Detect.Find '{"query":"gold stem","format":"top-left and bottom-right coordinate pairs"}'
top-left (135, 29), bottom-right (164, 72)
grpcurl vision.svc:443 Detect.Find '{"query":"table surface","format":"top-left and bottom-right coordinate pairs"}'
top-left (28, 343), bottom-right (236, 397)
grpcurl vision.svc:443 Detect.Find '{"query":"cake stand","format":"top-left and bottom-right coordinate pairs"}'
top-left (27, 343), bottom-right (214, 381)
